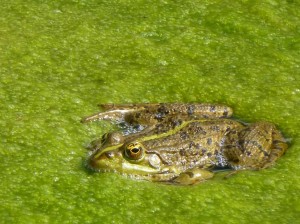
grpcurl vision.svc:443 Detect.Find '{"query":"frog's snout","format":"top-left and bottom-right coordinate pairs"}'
top-left (87, 153), bottom-right (107, 169)
top-left (87, 150), bottom-right (121, 171)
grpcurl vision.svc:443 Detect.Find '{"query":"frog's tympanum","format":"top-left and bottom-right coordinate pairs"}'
top-left (82, 103), bottom-right (288, 185)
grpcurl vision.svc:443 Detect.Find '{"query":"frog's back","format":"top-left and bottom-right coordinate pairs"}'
top-left (142, 119), bottom-right (244, 171)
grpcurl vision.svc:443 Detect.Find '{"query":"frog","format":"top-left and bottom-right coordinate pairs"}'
top-left (82, 103), bottom-right (288, 185)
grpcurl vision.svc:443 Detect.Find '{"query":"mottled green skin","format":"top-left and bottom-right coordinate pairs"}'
top-left (83, 103), bottom-right (288, 185)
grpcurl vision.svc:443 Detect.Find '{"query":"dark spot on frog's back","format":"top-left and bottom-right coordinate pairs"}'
top-left (155, 105), bottom-right (170, 121)
top-left (135, 112), bottom-right (141, 119)
top-left (225, 126), bottom-right (231, 132)
top-left (207, 138), bottom-right (212, 145)
top-left (223, 109), bottom-right (229, 117)
top-left (179, 148), bottom-right (186, 156)
top-left (154, 114), bottom-right (164, 121)
top-left (188, 142), bottom-right (195, 149)
top-left (187, 105), bottom-right (195, 115)
top-left (157, 104), bottom-right (169, 115)
top-left (180, 131), bottom-right (189, 140)
top-left (171, 119), bottom-right (183, 128)
top-left (211, 125), bottom-right (220, 132)
top-left (195, 126), bottom-right (206, 135)
top-left (238, 139), bottom-right (245, 145)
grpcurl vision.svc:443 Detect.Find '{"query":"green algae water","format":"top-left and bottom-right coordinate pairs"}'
top-left (1, 0), bottom-right (299, 223)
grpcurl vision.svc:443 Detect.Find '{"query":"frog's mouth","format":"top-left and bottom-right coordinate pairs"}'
top-left (86, 149), bottom-right (161, 174)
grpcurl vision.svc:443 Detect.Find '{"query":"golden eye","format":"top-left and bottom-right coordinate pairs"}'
top-left (124, 142), bottom-right (144, 160)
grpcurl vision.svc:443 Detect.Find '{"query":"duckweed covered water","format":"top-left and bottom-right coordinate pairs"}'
top-left (1, 1), bottom-right (300, 223)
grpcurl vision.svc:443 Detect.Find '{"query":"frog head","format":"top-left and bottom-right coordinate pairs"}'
top-left (86, 133), bottom-right (170, 180)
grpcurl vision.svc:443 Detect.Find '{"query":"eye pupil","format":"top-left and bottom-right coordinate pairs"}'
top-left (131, 147), bottom-right (140, 153)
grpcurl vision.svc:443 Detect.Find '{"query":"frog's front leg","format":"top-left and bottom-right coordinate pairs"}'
top-left (224, 122), bottom-right (288, 169)
top-left (171, 168), bottom-right (214, 185)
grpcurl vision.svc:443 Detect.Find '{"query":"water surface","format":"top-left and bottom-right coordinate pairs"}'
top-left (1, 1), bottom-right (299, 223)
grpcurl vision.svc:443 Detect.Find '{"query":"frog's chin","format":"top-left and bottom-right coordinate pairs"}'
top-left (121, 162), bottom-right (160, 175)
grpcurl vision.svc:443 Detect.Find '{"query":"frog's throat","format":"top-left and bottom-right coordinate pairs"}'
top-left (92, 119), bottom-right (211, 159)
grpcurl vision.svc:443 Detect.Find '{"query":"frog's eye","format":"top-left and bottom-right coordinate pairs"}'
top-left (124, 142), bottom-right (145, 160)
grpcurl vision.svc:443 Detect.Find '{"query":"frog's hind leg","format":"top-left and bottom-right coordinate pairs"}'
top-left (224, 122), bottom-right (288, 170)
top-left (97, 103), bottom-right (233, 119)
top-left (81, 104), bottom-right (145, 123)
top-left (82, 103), bottom-right (233, 124)
top-left (98, 103), bottom-right (159, 111)
top-left (81, 110), bottom-right (126, 123)
top-left (81, 104), bottom-right (161, 123)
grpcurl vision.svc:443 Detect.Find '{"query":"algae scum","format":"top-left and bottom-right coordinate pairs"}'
top-left (1, 1), bottom-right (300, 223)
